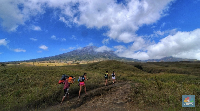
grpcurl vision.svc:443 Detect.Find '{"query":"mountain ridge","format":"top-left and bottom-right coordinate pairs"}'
top-left (2, 46), bottom-right (198, 63)
top-left (145, 56), bottom-right (197, 62)
top-left (25, 46), bottom-right (137, 62)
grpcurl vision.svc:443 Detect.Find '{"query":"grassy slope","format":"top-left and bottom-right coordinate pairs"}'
top-left (0, 60), bottom-right (200, 111)
top-left (128, 62), bottom-right (200, 110)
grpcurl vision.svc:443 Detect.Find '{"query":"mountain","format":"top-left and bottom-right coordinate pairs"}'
top-left (145, 56), bottom-right (197, 62)
top-left (26, 46), bottom-right (137, 62)
top-left (6, 46), bottom-right (198, 63)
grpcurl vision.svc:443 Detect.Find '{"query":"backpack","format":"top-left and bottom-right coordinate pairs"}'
top-left (58, 74), bottom-right (68, 84)
top-left (78, 76), bottom-right (85, 82)
top-left (68, 76), bottom-right (74, 84)
top-left (112, 73), bottom-right (115, 77)
top-left (105, 73), bottom-right (108, 78)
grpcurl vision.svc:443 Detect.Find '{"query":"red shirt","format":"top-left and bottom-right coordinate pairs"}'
top-left (63, 79), bottom-right (70, 89)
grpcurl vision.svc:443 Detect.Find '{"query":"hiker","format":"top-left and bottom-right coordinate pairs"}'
top-left (105, 71), bottom-right (109, 86)
top-left (111, 71), bottom-right (116, 84)
top-left (68, 76), bottom-right (75, 84)
top-left (61, 75), bottom-right (70, 104)
top-left (78, 73), bottom-right (87, 98)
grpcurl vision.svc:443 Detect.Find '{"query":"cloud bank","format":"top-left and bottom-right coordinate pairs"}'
top-left (115, 29), bottom-right (200, 60)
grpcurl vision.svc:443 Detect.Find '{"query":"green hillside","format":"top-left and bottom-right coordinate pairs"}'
top-left (0, 60), bottom-right (199, 111)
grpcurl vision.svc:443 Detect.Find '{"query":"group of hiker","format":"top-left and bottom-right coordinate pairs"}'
top-left (59, 71), bottom-right (116, 104)
top-left (105, 71), bottom-right (116, 86)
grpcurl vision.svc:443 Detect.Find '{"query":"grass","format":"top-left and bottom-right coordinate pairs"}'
top-left (128, 62), bottom-right (200, 110)
top-left (0, 60), bottom-right (200, 111)
top-left (131, 74), bottom-right (199, 105)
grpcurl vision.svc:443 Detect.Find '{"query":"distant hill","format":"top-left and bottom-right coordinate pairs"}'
top-left (26, 46), bottom-right (137, 62)
top-left (145, 56), bottom-right (197, 62)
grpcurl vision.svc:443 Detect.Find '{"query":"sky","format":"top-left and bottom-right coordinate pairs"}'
top-left (0, 0), bottom-right (200, 62)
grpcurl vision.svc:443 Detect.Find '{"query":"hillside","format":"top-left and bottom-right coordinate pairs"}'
top-left (1, 60), bottom-right (200, 111)
top-left (145, 56), bottom-right (197, 62)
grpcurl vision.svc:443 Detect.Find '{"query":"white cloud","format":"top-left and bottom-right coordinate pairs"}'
top-left (31, 25), bottom-right (41, 31)
top-left (148, 29), bottom-right (177, 38)
top-left (69, 47), bottom-right (75, 50)
top-left (114, 44), bottom-right (150, 60)
top-left (61, 47), bottom-right (75, 51)
top-left (161, 22), bottom-right (166, 28)
top-left (0, 39), bottom-right (8, 46)
top-left (71, 35), bottom-right (77, 40)
top-left (154, 31), bottom-right (165, 36)
top-left (114, 45), bottom-right (126, 53)
top-left (102, 38), bottom-right (109, 44)
top-left (95, 45), bottom-right (111, 52)
top-left (37, 50), bottom-right (42, 53)
top-left (51, 35), bottom-right (66, 41)
top-left (130, 37), bottom-right (147, 51)
top-left (61, 38), bottom-right (66, 41)
top-left (0, 0), bottom-right (45, 31)
top-left (70, 0), bottom-right (175, 43)
top-left (30, 38), bottom-right (37, 41)
top-left (0, 0), bottom-right (23, 31)
top-left (88, 43), bottom-right (93, 46)
top-left (118, 50), bottom-right (149, 60)
top-left (147, 29), bottom-right (200, 59)
top-left (77, 47), bottom-right (83, 50)
top-left (14, 48), bottom-right (26, 52)
top-left (39, 45), bottom-right (48, 50)
top-left (60, 48), bottom-right (67, 51)
top-left (59, 16), bottom-right (71, 27)
top-left (51, 35), bottom-right (57, 40)
top-left (114, 29), bottom-right (200, 60)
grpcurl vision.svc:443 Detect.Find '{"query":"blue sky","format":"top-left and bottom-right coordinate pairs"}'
top-left (0, 0), bottom-right (200, 62)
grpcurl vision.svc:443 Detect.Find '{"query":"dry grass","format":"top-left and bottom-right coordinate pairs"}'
top-left (0, 60), bottom-right (200, 111)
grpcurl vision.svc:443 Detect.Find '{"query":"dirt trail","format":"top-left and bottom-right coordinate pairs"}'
top-left (40, 81), bottom-right (137, 111)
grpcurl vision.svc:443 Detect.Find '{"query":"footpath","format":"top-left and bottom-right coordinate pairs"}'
top-left (41, 81), bottom-right (138, 111)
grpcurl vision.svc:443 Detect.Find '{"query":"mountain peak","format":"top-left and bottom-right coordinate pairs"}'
top-left (77, 45), bottom-right (97, 52)
top-left (26, 46), bottom-right (134, 62)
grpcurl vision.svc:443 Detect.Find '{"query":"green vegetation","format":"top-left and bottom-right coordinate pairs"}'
top-left (0, 60), bottom-right (200, 111)
top-left (128, 62), bottom-right (200, 110)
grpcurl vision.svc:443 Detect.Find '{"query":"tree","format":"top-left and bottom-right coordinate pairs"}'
top-left (1, 63), bottom-right (7, 72)
top-left (1, 63), bottom-right (6, 67)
